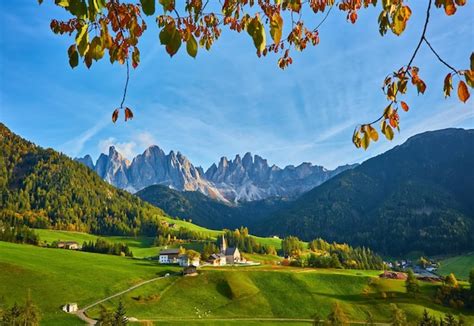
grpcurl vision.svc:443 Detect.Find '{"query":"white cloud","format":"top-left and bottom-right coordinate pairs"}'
top-left (60, 118), bottom-right (109, 158)
top-left (97, 131), bottom-right (157, 160)
top-left (99, 137), bottom-right (137, 159)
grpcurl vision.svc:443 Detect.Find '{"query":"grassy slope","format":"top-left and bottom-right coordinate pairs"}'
top-left (2, 238), bottom-right (472, 325)
top-left (88, 267), bottom-right (473, 324)
top-left (0, 241), bottom-right (180, 326)
top-left (34, 228), bottom-right (285, 258)
top-left (34, 229), bottom-right (158, 258)
top-left (438, 253), bottom-right (474, 280)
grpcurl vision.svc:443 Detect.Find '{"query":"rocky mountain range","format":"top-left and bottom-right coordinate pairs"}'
top-left (76, 147), bottom-right (355, 202)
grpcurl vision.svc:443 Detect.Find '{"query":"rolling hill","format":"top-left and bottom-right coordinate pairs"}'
top-left (2, 241), bottom-right (472, 325)
top-left (255, 128), bottom-right (474, 256)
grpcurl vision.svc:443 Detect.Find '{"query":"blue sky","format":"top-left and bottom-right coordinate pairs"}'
top-left (1, 1), bottom-right (473, 170)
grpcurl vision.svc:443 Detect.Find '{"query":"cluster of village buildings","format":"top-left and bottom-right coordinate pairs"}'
top-left (158, 235), bottom-right (242, 268)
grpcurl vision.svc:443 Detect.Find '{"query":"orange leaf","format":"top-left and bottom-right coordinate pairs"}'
top-left (125, 107), bottom-right (134, 121)
top-left (416, 79), bottom-right (426, 94)
top-left (112, 109), bottom-right (119, 123)
top-left (400, 101), bottom-right (409, 112)
top-left (444, 0), bottom-right (457, 15)
top-left (457, 81), bottom-right (470, 103)
top-left (349, 11), bottom-right (357, 24)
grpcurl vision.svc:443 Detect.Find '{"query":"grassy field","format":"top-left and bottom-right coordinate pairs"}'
top-left (88, 267), bottom-right (473, 324)
top-left (2, 239), bottom-right (473, 325)
top-left (0, 241), bottom-right (179, 325)
top-left (34, 228), bottom-right (284, 258)
top-left (438, 253), bottom-right (474, 280)
top-left (34, 229), bottom-right (159, 258)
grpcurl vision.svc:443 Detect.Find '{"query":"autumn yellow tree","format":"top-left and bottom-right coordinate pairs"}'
top-left (39, 0), bottom-right (473, 149)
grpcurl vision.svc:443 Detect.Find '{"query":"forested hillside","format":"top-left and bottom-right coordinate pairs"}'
top-left (256, 129), bottom-right (474, 256)
top-left (0, 124), bottom-right (168, 236)
top-left (136, 184), bottom-right (289, 229)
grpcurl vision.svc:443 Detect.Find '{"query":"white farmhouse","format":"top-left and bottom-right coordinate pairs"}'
top-left (178, 254), bottom-right (200, 267)
top-left (158, 248), bottom-right (180, 264)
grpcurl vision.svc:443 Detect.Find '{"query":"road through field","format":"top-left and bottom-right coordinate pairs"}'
top-left (74, 273), bottom-right (392, 326)
top-left (75, 275), bottom-right (168, 325)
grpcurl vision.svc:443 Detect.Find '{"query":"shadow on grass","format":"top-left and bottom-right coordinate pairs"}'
top-left (308, 291), bottom-right (474, 317)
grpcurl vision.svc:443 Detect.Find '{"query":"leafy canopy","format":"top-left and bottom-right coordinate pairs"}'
top-left (39, 0), bottom-right (473, 148)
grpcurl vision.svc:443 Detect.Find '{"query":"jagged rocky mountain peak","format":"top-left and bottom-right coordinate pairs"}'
top-left (78, 146), bottom-right (355, 202)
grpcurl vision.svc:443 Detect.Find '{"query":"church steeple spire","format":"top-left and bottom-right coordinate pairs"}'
top-left (221, 234), bottom-right (227, 253)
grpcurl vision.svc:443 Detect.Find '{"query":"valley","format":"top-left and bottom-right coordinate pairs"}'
top-left (1, 237), bottom-right (473, 325)
top-left (1, 124), bottom-right (474, 325)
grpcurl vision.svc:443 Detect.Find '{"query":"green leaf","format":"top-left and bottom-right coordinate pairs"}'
top-left (75, 24), bottom-right (89, 56)
top-left (89, 36), bottom-right (104, 60)
top-left (159, 24), bottom-right (173, 45)
top-left (140, 0), bottom-right (155, 16)
top-left (68, 0), bottom-right (87, 17)
top-left (159, 0), bottom-right (174, 11)
top-left (67, 45), bottom-right (79, 68)
top-left (166, 29), bottom-right (181, 57)
top-left (186, 34), bottom-right (198, 58)
top-left (246, 16), bottom-right (266, 53)
top-left (160, 23), bottom-right (181, 57)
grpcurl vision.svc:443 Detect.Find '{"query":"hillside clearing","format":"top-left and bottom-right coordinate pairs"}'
top-left (438, 253), bottom-right (474, 280)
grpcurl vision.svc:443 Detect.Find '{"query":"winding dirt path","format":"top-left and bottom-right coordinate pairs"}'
top-left (74, 275), bottom-right (167, 325)
top-left (72, 274), bottom-right (391, 325)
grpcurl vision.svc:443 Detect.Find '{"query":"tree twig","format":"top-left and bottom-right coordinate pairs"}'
top-left (406, 0), bottom-right (432, 70)
top-left (120, 58), bottom-right (130, 109)
top-left (423, 36), bottom-right (458, 74)
top-left (358, 0), bottom-right (433, 129)
top-left (312, 2), bottom-right (335, 33)
top-left (112, 0), bottom-right (130, 109)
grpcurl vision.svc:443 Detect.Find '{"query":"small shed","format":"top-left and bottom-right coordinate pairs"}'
top-left (57, 241), bottom-right (80, 250)
top-left (183, 265), bottom-right (198, 276)
top-left (62, 303), bottom-right (78, 313)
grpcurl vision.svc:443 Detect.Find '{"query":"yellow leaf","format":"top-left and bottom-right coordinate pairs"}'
top-left (382, 121), bottom-right (394, 140)
top-left (270, 13), bottom-right (283, 45)
top-left (361, 131), bottom-right (370, 150)
top-left (352, 130), bottom-right (361, 148)
top-left (391, 5), bottom-right (411, 36)
top-left (464, 70), bottom-right (474, 88)
top-left (368, 125), bottom-right (379, 141)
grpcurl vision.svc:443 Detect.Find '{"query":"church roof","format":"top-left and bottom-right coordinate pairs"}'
top-left (225, 247), bottom-right (239, 255)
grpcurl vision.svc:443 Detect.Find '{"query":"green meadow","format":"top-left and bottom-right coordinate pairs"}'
top-left (1, 237), bottom-right (473, 325)
top-left (87, 267), bottom-right (473, 324)
top-left (34, 228), bottom-right (286, 259)
top-left (438, 253), bottom-right (474, 280)
top-left (0, 241), bottom-right (179, 325)
top-left (34, 229), bottom-right (158, 258)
